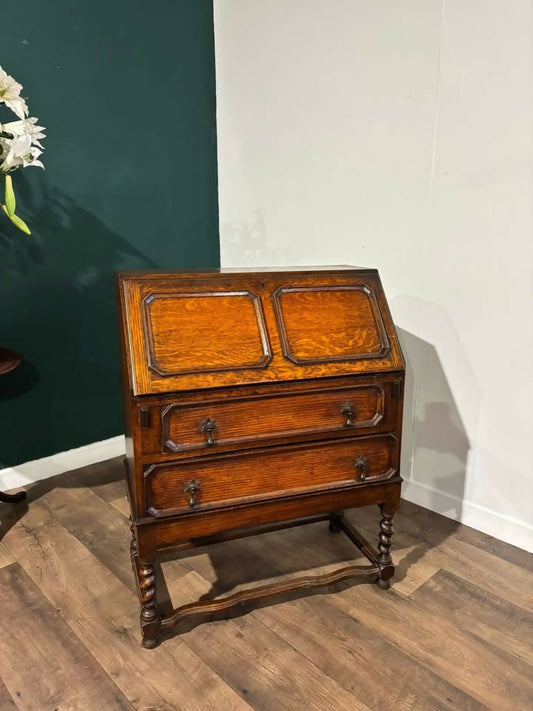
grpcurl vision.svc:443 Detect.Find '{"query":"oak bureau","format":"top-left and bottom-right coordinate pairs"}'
top-left (116, 266), bottom-right (405, 648)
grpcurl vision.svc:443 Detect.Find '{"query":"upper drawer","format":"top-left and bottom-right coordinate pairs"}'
top-left (117, 268), bottom-right (404, 395)
top-left (159, 383), bottom-right (387, 455)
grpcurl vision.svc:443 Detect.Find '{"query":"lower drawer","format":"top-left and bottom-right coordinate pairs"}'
top-left (143, 434), bottom-right (398, 518)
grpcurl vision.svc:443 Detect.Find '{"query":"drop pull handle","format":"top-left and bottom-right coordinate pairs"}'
top-left (341, 402), bottom-right (356, 427)
top-left (354, 455), bottom-right (368, 482)
top-left (184, 479), bottom-right (201, 508)
top-left (201, 418), bottom-right (217, 446)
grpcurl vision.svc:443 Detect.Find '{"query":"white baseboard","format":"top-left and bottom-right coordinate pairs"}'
top-left (402, 478), bottom-right (533, 554)
top-left (0, 435), bottom-right (126, 491)
top-left (2, 437), bottom-right (531, 554)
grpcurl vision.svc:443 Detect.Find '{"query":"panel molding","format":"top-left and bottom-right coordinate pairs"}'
top-left (160, 383), bottom-right (386, 453)
top-left (272, 284), bottom-right (391, 365)
top-left (142, 434), bottom-right (399, 519)
top-left (141, 290), bottom-right (272, 377)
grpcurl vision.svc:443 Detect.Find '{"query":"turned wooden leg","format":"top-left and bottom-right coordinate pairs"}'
top-left (138, 560), bottom-right (161, 648)
top-left (131, 521), bottom-right (160, 648)
top-left (376, 504), bottom-right (395, 590)
top-left (129, 517), bottom-right (137, 559)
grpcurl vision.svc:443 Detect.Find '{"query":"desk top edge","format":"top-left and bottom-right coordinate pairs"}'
top-left (116, 265), bottom-right (377, 281)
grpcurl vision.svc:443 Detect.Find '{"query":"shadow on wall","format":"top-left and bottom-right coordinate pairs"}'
top-left (220, 210), bottom-right (295, 266)
top-left (0, 173), bottom-right (157, 466)
top-left (397, 326), bottom-right (471, 520)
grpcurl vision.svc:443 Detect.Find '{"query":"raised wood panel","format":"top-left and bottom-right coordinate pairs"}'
top-left (161, 384), bottom-right (385, 453)
top-left (144, 435), bottom-right (398, 518)
top-left (117, 269), bottom-right (405, 396)
top-left (142, 290), bottom-right (271, 377)
top-left (273, 285), bottom-right (390, 364)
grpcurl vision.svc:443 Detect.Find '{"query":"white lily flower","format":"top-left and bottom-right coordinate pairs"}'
top-left (0, 66), bottom-right (45, 234)
top-left (2, 117), bottom-right (46, 149)
top-left (0, 134), bottom-right (44, 172)
top-left (22, 146), bottom-right (44, 169)
top-left (0, 66), bottom-right (28, 119)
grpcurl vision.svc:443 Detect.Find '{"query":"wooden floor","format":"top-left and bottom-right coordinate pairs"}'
top-left (0, 458), bottom-right (532, 711)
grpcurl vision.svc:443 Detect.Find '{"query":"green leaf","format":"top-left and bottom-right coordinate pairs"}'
top-left (4, 174), bottom-right (16, 217)
top-left (1, 204), bottom-right (31, 234)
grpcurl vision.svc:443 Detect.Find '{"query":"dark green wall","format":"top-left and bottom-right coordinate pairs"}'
top-left (0, 1), bottom-right (219, 466)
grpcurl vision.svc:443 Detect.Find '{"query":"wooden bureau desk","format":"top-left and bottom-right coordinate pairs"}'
top-left (116, 267), bottom-right (405, 648)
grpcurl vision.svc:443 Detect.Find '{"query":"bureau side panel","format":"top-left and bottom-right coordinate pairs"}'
top-left (116, 276), bottom-right (144, 517)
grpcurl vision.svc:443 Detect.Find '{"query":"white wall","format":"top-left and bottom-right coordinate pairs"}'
top-left (214, 0), bottom-right (533, 551)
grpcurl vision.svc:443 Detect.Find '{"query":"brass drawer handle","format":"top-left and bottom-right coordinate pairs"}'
top-left (201, 417), bottom-right (217, 446)
top-left (354, 455), bottom-right (368, 481)
top-left (184, 479), bottom-right (201, 508)
top-left (341, 402), bottom-right (356, 427)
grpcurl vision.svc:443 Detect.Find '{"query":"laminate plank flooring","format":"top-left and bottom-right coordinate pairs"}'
top-left (0, 541), bottom-right (15, 569)
top-left (166, 516), bottom-right (532, 710)
top-left (410, 569), bottom-right (533, 666)
top-left (0, 457), bottom-right (532, 711)
top-left (351, 507), bottom-right (533, 612)
top-left (0, 677), bottom-right (17, 710)
top-left (0, 563), bottom-right (133, 711)
top-left (2, 500), bottom-right (249, 711)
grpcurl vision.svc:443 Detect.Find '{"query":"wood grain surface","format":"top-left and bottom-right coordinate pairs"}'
top-left (146, 434), bottom-right (397, 516)
top-left (161, 382), bottom-right (386, 454)
top-left (0, 458), bottom-right (532, 710)
top-left (0, 563), bottom-right (133, 711)
top-left (117, 269), bottom-right (405, 395)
